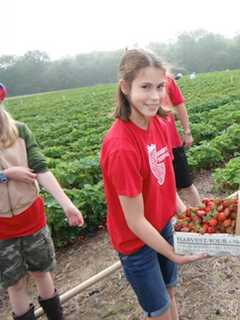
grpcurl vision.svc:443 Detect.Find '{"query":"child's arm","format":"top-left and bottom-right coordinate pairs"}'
top-left (37, 171), bottom-right (84, 227)
top-left (174, 103), bottom-right (193, 147)
top-left (4, 166), bottom-right (37, 183)
top-left (176, 192), bottom-right (187, 214)
top-left (119, 193), bottom-right (206, 264)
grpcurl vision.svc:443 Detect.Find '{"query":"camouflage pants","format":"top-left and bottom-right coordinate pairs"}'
top-left (0, 226), bottom-right (56, 289)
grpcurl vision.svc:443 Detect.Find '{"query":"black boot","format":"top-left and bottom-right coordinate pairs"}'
top-left (38, 290), bottom-right (64, 320)
top-left (12, 304), bottom-right (36, 320)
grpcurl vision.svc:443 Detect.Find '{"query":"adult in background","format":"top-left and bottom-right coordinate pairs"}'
top-left (0, 83), bottom-right (84, 320)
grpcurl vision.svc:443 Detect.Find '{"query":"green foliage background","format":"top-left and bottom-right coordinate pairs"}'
top-left (5, 71), bottom-right (240, 246)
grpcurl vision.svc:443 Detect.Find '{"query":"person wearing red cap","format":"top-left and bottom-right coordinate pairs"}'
top-left (0, 83), bottom-right (8, 102)
top-left (0, 86), bottom-right (84, 320)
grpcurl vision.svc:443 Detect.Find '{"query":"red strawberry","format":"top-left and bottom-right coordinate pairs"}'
top-left (209, 218), bottom-right (218, 226)
top-left (217, 212), bottom-right (226, 222)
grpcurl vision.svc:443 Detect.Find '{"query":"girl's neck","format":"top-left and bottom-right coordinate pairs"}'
top-left (129, 106), bottom-right (151, 130)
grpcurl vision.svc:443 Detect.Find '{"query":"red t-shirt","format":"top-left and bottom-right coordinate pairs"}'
top-left (162, 76), bottom-right (185, 148)
top-left (100, 117), bottom-right (177, 255)
top-left (0, 197), bottom-right (47, 240)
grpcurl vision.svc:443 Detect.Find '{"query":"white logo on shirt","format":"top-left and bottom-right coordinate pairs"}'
top-left (147, 144), bottom-right (170, 185)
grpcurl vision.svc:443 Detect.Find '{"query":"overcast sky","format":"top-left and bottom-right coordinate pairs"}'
top-left (2, 0), bottom-right (240, 60)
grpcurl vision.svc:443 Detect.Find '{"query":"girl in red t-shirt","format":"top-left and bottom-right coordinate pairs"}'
top-left (100, 49), bottom-right (206, 320)
top-left (161, 75), bottom-right (202, 207)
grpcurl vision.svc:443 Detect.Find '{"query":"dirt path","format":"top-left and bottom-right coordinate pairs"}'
top-left (1, 171), bottom-right (240, 320)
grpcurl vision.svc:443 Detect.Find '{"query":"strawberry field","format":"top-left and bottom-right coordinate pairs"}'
top-left (6, 70), bottom-right (240, 246)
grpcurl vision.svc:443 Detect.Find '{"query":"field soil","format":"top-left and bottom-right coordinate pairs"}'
top-left (1, 171), bottom-right (240, 320)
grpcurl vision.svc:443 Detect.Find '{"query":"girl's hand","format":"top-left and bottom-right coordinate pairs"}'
top-left (64, 204), bottom-right (84, 227)
top-left (4, 166), bottom-right (37, 183)
top-left (182, 133), bottom-right (193, 148)
top-left (174, 253), bottom-right (208, 265)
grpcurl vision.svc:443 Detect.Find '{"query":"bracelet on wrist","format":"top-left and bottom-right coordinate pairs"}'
top-left (0, 171), bottom-right (9, 183)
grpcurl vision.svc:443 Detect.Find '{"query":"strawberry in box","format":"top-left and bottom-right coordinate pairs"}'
top-left (174, 197), bottom-right (238, 235)
top-left (174, 192), bottom-right (240, 256)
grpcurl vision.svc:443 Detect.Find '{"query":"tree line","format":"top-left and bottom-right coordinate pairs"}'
top-left (1, 30), bottom-right (240, 96)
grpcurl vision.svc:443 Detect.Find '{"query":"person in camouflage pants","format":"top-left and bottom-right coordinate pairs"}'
top-left (0, 85), bottom-right (84, 320)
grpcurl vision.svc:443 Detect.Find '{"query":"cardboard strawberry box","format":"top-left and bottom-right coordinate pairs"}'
top-left (174, 191), bottom-right (240, 256)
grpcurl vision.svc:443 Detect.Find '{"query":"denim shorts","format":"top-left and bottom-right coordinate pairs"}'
top-left (0, 226), bottom-right (56, 289)
top-left (119, 222), bottom-right (177, 318)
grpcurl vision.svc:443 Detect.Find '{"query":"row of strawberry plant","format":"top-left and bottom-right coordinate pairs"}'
top-left (5, 70), bottom-right (239, 245)
top-left (213, 157), bottom-right (240, 191)
top-left (188, 124), bottom-right (240, 169)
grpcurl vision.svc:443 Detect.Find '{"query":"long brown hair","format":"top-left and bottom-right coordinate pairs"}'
top-left (114, 49), bottom-right (168, 120)
top-left (0, 104), bottom-right (18, 148)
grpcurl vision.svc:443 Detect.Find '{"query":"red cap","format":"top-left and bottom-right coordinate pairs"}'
top-left (0, 83), bottom-right (7, 102)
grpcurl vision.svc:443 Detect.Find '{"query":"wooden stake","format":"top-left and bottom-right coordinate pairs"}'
top-left (35, 261), bottom-right (121, 318)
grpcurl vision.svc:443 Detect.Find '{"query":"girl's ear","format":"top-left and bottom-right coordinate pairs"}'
top-left (119, 79), bottom-right (130, 96)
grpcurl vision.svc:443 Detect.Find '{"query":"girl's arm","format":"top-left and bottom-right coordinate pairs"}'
top-left (176, 192), bottom-right (187, 214)
top-left (174, 103), bottom-right (193, 147)
top-left (119, 193), bottom-right (206, 264)
top-left (37, 171), bottom-right (84, 227)
top-left (4, 166), bottom-right (37, 183)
